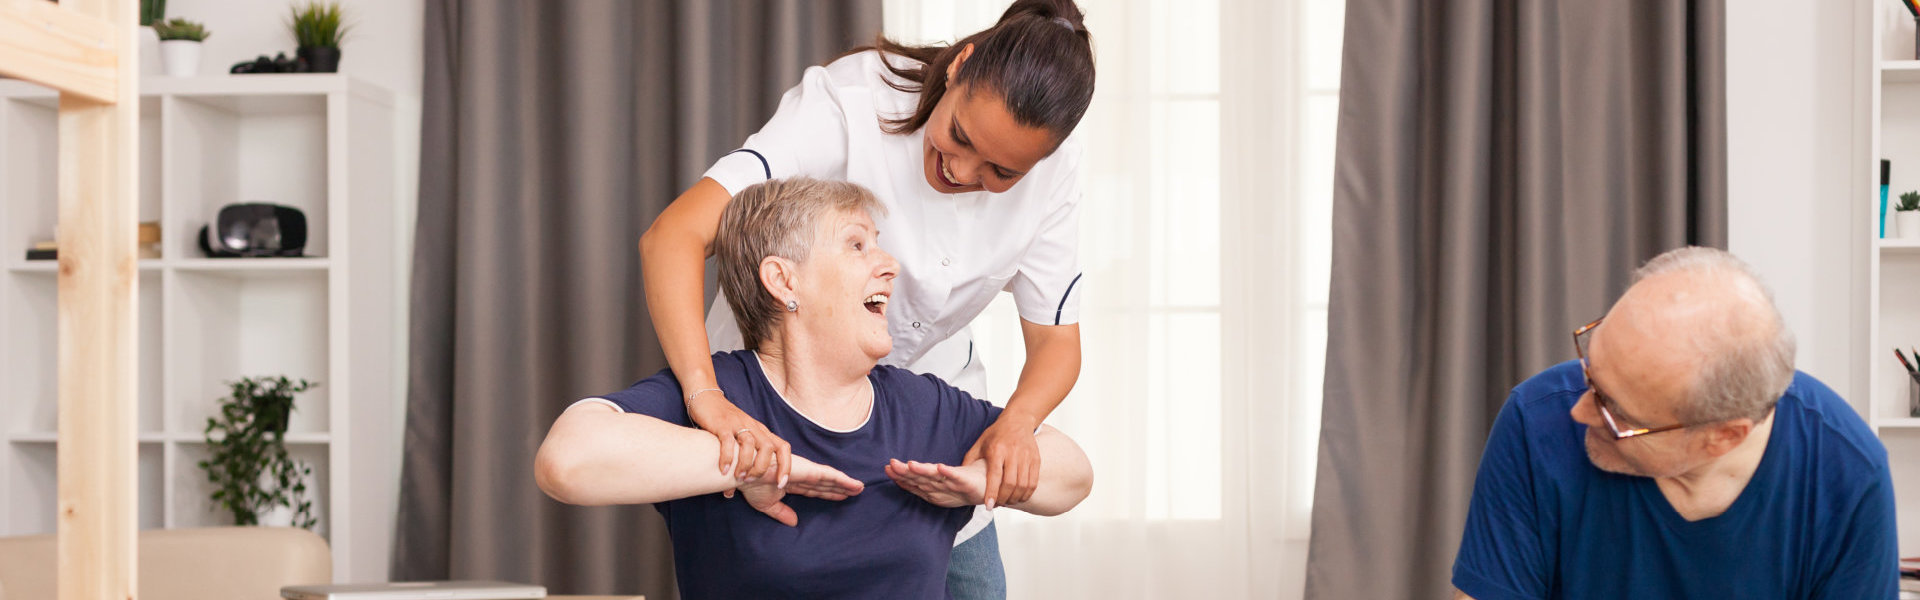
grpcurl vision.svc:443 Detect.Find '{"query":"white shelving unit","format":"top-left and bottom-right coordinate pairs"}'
top-left (0, 74), bottom-right (397, 582)
top-left (1868, 0), bottom-right (1920, 561)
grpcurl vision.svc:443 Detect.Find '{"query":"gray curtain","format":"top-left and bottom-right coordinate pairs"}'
top-left (394, 2), bottom-right (880, 597)
top-left (1304, 1), bottom-right (1725, 598)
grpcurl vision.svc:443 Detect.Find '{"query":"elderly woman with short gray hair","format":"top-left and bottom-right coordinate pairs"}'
top-left (534, 177), bottom-right (1093, 600)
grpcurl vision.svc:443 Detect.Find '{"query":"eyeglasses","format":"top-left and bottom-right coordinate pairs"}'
top-left (1573, 318), bottom-right (1687, 440)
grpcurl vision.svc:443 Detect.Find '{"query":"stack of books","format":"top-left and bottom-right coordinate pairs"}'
top-left (24, 222), bottom-right (161, 260)
top-left (1902, 556), bottom-right (1920, 595)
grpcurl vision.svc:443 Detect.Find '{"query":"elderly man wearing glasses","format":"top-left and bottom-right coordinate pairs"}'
top-left (1450, 246), bottom-right (1897, 600)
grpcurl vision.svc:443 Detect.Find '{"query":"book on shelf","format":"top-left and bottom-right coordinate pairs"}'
top-left (25, 222), bottom-right (161, 261)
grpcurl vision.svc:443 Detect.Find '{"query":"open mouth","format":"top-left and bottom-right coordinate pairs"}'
top-left (863, 293), bottom-right (889, 315)
top-left (935, 153), bottom-right (967, 189)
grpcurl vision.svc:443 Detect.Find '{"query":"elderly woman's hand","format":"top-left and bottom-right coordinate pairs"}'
top-left (962, 414), bottom-right (1041, 508)
top-left (884, 458), bottom-right (987, 509)
top-left (738, 454), bottom-right (865, 526)
top-left (688, 391), bottom-right (793, 496)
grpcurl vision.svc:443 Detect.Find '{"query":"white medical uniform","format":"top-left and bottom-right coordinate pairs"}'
top-left (699, 50), bottom-right (1085, 543)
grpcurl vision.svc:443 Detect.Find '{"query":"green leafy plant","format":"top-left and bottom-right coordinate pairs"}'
top-left (198, 376), bottom-right (319, 529)
top-left (1899, 191), bottom-right (1920, 212)
top-left (141, 0), bottom-right (166, 27)
top-left (152, 17), bottom-right (210, 42)
top-left (288, 1), bottom-right (351, 49)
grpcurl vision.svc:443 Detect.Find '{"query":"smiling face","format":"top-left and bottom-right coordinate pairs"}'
top-left (776, 209), bottom-right (901, 363)
top-left (920, 79), bottom-right (1057, 194)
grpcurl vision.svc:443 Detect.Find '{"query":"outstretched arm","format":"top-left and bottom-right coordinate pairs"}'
top-left (888, 424), bottom-right (1092, 516)
top-left (536, 403), bottom-right (862, 510)
top-left (641, 177), bottom-right (794, 489)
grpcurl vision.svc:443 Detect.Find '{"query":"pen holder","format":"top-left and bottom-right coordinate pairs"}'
top-left (1911, 377), bottom-right (1919, 418)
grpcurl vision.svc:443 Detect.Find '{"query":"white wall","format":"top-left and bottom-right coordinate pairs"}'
top-left (159, 0), bottom-right (424, 581)
top-left (1726, 0), bottom-right (1869, 409)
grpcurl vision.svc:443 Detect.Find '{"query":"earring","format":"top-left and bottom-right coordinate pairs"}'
top-left (786, 299), bottom-right (798, 312)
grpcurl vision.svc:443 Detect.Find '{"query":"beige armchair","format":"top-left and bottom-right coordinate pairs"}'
top-left (0, 526), bottom-right (331, 600)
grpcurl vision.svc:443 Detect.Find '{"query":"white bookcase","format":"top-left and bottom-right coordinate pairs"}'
top-left (1868, 0), bottom-right (1920, 561)
top-left (0, 74), bottom-right (397, 582)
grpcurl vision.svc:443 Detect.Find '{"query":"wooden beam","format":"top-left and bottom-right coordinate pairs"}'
top-left (0, 0), bottom-right (118, 103)
top-left (53, 0), bottom-right (138, 598)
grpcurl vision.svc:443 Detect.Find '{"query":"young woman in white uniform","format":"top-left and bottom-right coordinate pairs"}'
top-left (638, 1), bottom-right (1095, 597)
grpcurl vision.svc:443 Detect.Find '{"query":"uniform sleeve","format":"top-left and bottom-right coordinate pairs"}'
top-left (1009, 171), bottom-right (1084, 327)
top-left (590, 369), bottom-right (692, 427)
top-left (701, 64), bottom-right (851, 196)
top-left (1452, 393), bottom-right (1552, 600)
top-left (1810, 465), bottom-right (1898, 599)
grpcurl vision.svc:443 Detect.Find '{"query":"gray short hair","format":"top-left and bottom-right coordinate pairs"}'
top-left (711, 177), bottom-right (887, 350)
top-left (1632, 246), bottom-right (1796, 424)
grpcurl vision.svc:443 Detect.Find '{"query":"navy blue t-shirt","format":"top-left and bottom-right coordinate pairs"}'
top-left (596, 350), bottom-right (1002, 600)
top-left (1452, 361), bottom-right (1897, 599)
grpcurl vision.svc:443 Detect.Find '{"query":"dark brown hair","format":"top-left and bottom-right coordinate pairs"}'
top-left (851, 0), bottom-right (1095, 146)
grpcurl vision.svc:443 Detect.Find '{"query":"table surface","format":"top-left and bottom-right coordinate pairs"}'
top-left (549, 596), bottom-right (644, 600)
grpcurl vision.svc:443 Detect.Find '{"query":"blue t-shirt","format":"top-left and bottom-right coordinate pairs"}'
top-left (597, 350), bottom-right (1002, 600)
top-left (1452, 361), bottom-right (1897, 600)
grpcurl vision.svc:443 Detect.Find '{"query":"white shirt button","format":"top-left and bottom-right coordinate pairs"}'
top-left (912, 321), bottom-right (922, 328)
top-left (941, 258), bottom-right (952, 267)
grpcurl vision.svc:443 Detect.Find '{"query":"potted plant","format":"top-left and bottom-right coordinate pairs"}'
top-left (1898, 191), bottom-right (1920, 240)
top-left (288, 1), bottom-right (351, 73)
top-left (198, 375), bottom-right (320, 529)
top-left (152, 17), bottom-right (209, 77)
top-left (141, 0), bottom-right (166, 26)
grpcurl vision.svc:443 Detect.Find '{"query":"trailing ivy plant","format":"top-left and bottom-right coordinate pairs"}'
top-left (198, 375), bottom-right (319, 529)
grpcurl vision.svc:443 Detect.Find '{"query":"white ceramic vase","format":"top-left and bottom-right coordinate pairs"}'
top-left (1898, 210), bottom-right (1920, 240)
top-left (159, 40), bottom-right (201, 77)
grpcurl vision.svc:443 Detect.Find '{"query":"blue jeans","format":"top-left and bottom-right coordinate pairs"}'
top-left (946, 520), bottom-right (1007, 600)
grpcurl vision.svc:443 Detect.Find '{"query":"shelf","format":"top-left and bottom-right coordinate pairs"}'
top-left (0, 75), bottom-right (393, 109)
top-left (171, 258), bottom-right (331, 273)
top-left (8, 431), bottom-right (329, 444)
top-left (7, 259), bottom-right (165, 273)
top-left (1882, 239), bottom-right (1920, 254)
top-left (1887, 61), bottom-right (1920, 85)
top-left (0, 71), bottom-right (394, 580)
top-left (1878, 418), bottom-right (1920, 430)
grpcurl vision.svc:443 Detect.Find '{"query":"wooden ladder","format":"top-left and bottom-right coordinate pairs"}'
top-left (0, 0), bottom-right (140, 598)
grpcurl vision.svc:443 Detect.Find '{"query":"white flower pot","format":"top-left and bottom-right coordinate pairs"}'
top-left (1899, 211), bottom-right (1920, 240)
top-left (159, 40), bottom-right (202, 77)
top-left (255, 463), bottom-right (319, 531)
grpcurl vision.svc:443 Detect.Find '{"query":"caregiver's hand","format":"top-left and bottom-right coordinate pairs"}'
top-left (688, 391), bottom-right (792, 497)
top-left (740, 454), bottom-right (864, 527)
top-left (964, 414), bottom-right (1040, 508)
top-left (885, 458), bottom-right (986, 509)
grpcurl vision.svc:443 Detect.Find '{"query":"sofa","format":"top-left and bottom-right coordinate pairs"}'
top-left (0, 526), bottom-right (330, 599)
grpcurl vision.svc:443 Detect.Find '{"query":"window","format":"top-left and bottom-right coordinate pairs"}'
top-left (884, 0), bottom-right (1342, 595)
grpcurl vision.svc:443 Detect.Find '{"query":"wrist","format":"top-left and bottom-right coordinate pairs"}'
top-left (685, 387), bottom-right (725, 404)
top-left (995, 408), bottom-right (1043, 430)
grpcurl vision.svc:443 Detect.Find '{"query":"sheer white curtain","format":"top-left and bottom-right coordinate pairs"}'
top-left (883, 0), bottom-right (1343, 597)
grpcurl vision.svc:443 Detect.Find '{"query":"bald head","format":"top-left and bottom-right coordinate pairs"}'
top-left (1601, 247), bottom-right (1796, 424)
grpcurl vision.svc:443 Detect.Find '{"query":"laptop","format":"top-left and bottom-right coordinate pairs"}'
top-left (281, 581), bottom-right (546, 600)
